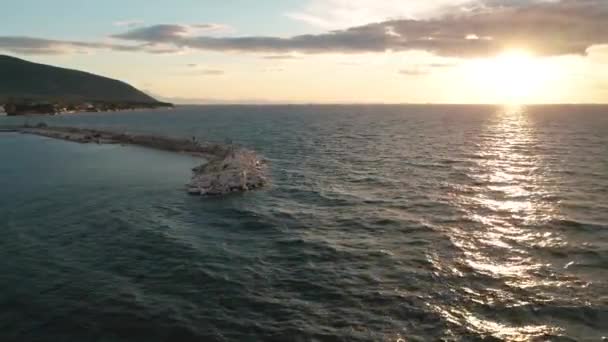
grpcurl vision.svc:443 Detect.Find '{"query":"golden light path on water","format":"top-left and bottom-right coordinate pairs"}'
top-left (431, 105), bottom-right (572, 340)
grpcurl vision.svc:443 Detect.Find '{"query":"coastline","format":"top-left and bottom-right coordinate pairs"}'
top-left (1, 105), bottom-right (174, 117)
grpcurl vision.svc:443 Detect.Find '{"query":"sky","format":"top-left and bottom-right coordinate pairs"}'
top-left (1, 0), bottom-right (607, 104)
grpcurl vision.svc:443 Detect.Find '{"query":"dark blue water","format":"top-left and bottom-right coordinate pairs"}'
top-left (1, 105), bottom-right (607, 341)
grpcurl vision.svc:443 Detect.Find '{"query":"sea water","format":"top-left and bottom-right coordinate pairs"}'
top-left (1, 105), bottom-right (607, 341)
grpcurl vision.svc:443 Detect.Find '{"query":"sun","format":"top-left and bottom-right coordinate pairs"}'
top-left (466, 49), bottom-right (553, 104)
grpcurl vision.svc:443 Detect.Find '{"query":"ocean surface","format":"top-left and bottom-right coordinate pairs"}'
top-left (0, 105), bottom-right (607, 341)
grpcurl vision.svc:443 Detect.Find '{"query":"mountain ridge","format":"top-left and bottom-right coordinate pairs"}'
top-left (0, 55), bottom-right (169, 105)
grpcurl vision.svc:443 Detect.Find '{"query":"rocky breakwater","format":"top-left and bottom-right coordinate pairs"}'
top-left (13, 125), bottom-right (269, 196)
top-left (188, 149), bottom-right (268, 196)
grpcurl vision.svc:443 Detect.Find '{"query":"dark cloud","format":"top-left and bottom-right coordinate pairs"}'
top-left (0, 36), bottom-right (143, 55)
top-left (145, 47), bottom-right (182, 54)
top-left (112, 24), bottom-right (189, 42)
top-left (111, 24), bottom-right (229, 42)
top-left (0, 23), bottom-right (226, 55)
top-left (110, 0), bottom-right (608, 57)
top-left (0, 36), bottom-right (183, 55)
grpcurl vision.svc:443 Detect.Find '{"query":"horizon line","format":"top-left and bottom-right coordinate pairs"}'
top-left (172, 102), bottom-right (608, 106)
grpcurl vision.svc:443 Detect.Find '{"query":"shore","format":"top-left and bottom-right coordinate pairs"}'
top-left (3, 125), bottom-right (268, 196)
top-left (2, 102), bottom-right (173, 116)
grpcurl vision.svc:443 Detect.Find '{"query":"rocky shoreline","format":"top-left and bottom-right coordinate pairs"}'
top-left (5, 125), bottom-right (268, 196)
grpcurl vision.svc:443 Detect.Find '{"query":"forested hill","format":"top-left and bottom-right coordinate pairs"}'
top-left (0, 55), bottom-right (167, 105)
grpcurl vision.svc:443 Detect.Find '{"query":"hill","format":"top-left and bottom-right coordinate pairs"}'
top-left (0, 55), bottom-right (169, 106)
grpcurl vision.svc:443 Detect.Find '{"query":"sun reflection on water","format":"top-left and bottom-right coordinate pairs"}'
top-left (431, 304), bottom-right (562, 342)
top-left (431, 105), bottom-right (573, 340)
top-left (456, 104), bottom-right (563, 253)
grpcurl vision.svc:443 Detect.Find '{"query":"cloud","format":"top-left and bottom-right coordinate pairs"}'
top-left (181, 63), bottom-right (225, 75)
top-left (113, 24), bottom-right (189, 42)
top-left (2, 1), bottom-right (607, 58)
top-left (0, 36), bottom-right (182, 55)
top-left (261, 55), bottom-right (298, 60)
top-left (191, 23), bottom-right (230, 31)
top-left (145, 46), bottom-right (183, 54)
top-left (108, 0), bottom-right (608, 58)
top-left (0, 36), bottom-right (142, 55)
top-left (111, 24), bottom-right (231, 42)
top-left (398, 69), bottom-right (428, 76)
top-left (197, 69), bottom-right (225, 75)
top-left (183, 68), bottom-right (225, 76)
top-left (286, 0), bottom-right (473, 29)
top-left (113, 20), bottom-right (144, 28)
top-left (399, 61), bottom-right (458, 76)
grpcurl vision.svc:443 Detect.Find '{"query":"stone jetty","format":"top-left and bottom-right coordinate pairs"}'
top-left (5, 125), bottom-right (268, 196)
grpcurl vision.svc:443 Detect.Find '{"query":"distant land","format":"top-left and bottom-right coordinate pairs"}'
top-left (0, 55), bottom-right (171, 115)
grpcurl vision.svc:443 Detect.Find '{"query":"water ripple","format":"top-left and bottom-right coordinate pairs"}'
top-left (1, 105), bottom-right (607, 341)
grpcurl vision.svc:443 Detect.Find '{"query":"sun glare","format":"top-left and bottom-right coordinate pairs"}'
top-left (467, 49), bottom-right (554, 104)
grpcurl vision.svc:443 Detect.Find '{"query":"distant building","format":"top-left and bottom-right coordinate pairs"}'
top-left (5, 102), bottom-right (58, 116)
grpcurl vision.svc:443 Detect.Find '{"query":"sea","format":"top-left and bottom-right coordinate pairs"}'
top-left (0, 105), bottom-right (606, 341)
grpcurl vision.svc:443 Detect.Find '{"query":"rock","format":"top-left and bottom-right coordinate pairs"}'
top-left (188, 149), bottom-right (268, 196)
top-left (188, 187), bottom-right (202, 195)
